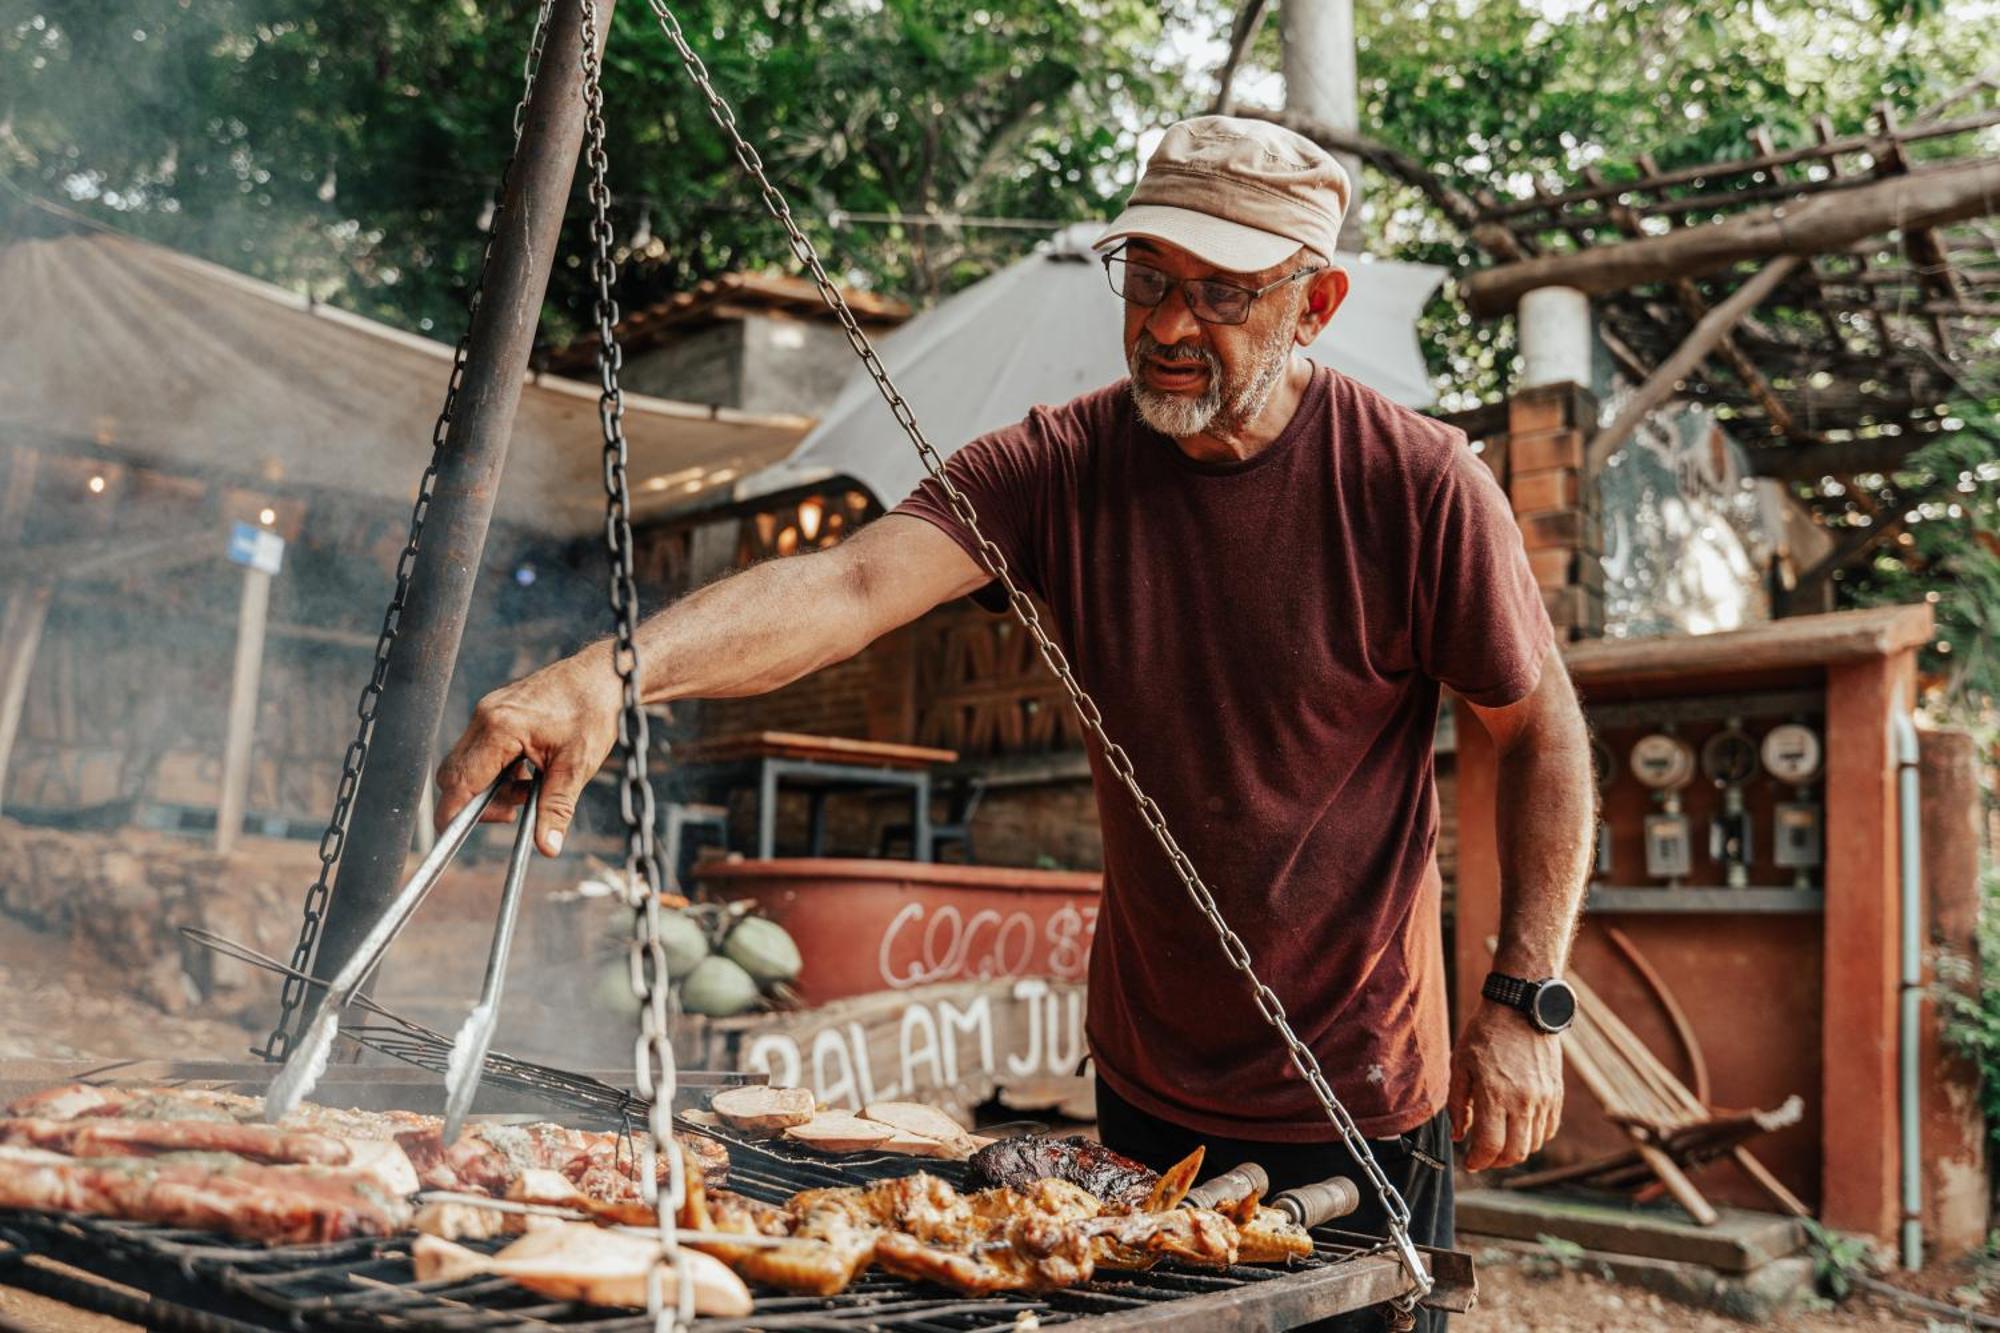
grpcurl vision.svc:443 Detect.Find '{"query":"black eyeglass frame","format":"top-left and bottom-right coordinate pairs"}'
top-left (1101, 250), bottom-right (1327, 326)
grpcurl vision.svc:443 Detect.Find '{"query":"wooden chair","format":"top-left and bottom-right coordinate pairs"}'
top-left (1501, 928), bottom-right (1811, 1227)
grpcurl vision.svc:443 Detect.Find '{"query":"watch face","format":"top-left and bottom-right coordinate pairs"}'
top-left (1533, 982), bottom-right (1578, 1032)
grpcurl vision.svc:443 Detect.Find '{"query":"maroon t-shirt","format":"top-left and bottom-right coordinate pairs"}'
top-left (894, 365), bottom-right (1554, 1139)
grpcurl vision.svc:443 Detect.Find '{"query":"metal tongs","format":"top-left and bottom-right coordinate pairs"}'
top-left (265, 762), bottom-right (541, 1143)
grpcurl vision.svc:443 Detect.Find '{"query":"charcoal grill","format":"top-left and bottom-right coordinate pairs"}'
top-left (0, 1062), bottom-right (1473, 1331)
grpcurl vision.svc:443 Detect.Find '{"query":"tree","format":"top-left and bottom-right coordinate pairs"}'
top-left (1, 0), bottom-right (1200, 342)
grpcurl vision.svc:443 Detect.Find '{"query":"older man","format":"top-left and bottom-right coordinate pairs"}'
top-left (437, 116), bottom-right (1594, 1328)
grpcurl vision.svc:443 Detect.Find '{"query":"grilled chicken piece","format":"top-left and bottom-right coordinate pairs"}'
top-left (968, 1133), bottom-right (1159, 1206)
top-left (413, 1223), bottom-right (752, 1314)
top-left (874, 1212), bottom-right (1096, 1294)
top-left (1141, 1147), bottom-right (1204, 1210)
top-left (1083, 1205), bottom-right (1240, 1271)
top-left (1234, 1205), bottom-right (1316, 1263)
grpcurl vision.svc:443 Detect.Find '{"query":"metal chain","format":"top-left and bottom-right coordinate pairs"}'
top-left (259, 0), bottom-right (559, 1061)
top-left (578, 4), bottom-right (694, 1328)
top-left (635, 0), bottom-right (1432, 1306)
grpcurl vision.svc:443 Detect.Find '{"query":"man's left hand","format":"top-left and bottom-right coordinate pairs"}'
top-left (1447, 1000), bottom-right (1565, 1171)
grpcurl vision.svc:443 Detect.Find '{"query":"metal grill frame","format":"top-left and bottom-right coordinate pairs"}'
top-left (0, 1131), bottom-right (1466, 1331)
top-left (0, 1064), bottom-right (1473, 1329)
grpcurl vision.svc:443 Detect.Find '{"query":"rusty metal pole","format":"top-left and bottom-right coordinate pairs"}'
top-left (310, 0), bottom-right (614, 989)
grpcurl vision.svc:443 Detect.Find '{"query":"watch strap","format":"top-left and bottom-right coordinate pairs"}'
top-left (1482, 971), bottom-right (1533, 1010)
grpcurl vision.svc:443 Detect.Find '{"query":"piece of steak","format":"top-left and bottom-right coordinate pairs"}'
top-left (0, 1144), bottom-right (410, 1244)
top-left (968, 1135), bottom-right (1159, 1207)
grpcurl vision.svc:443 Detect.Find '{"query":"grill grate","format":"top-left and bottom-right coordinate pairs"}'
top-left (0, 1139), bottom-right (1427, 1331)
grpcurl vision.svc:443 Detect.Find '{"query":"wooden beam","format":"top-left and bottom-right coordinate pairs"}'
top-left (1591, 158), bottom-right (1806, 444)
top-left (1465, 155), bottom-right (2000, 314)
top-left (1747, 437), bottom-right (1932, 481)
top-left (1874, 102), bottom-right (1964, 359)
top-left (1484, 107), bottom-right (2000, 221)
top-left (214, 564), bottom-right (272, 856)
top-left (0, 584), bottom-right (53, 814)
top-left (1585, 256), bottom-right (1802, 471)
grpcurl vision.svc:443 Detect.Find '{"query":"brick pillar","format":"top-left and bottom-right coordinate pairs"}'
top-left (1501, 381), bottom-right (1604, 640)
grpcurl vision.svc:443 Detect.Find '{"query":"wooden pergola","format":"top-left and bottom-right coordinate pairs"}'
top-left (1250, 72), bottom-right (2000, 593)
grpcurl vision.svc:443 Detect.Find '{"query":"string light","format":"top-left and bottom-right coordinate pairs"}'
top-left (87, 475), bottom-right (106, 494)
top-left (259, 507), bottom-right (277, 526)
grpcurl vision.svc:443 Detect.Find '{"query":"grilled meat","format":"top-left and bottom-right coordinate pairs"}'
top-left (0, 1143), bottom-right (410, 1243)
top-left (968, 1133), bottom-right (1160, 1206)
top-left (413, 1221), bottom-right (753, 1314)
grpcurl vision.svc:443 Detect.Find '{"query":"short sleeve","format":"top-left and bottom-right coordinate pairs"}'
top-left (891, 408), bottom-right (1068, 611)
top-left (1409, 442), bottom-right (1557, 706)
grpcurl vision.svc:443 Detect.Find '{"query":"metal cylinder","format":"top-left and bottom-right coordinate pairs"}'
top-left (1181, 1163), bottom-right (1270, 1212)
top-left (311, 0), bottom-right (616, 991)
top-left (1273, 1176), bottom-right (1362, 1229)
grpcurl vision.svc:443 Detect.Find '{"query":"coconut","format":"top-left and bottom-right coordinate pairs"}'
top-left (657, 910), bottom-right (711, 978)
top-left (722, 916), bottom-right (802, 985)
top-left (679, 956), bottom-right (761, 1017)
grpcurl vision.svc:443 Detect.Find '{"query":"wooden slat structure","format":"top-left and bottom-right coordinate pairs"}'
top-left (1260, 91), bottom-right (2000, 508)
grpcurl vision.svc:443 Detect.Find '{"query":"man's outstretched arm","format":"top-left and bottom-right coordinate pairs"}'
top-left (435, 514), bottom-right (988, 855)
top-left (1447, 646), bottom-right (1595, 1171)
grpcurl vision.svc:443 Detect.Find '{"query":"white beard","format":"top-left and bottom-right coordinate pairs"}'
top-left (1126, 317), bottom-right (1296, 441)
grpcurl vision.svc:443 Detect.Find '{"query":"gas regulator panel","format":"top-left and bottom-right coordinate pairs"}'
top-left (1586, 690), bottom-right (1826, 907)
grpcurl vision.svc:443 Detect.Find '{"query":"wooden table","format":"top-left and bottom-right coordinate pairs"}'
top-left (671, 731), bottom-right (958, 862)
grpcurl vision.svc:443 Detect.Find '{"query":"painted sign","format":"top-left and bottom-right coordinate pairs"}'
top-left (681, 978), bottom-right (1087, 1119)
top-left (876, 898), bottom-right (1097, 991)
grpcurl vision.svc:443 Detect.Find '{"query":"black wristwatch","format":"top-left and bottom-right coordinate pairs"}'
top-left (1482, 971), bottom-right (1578, 1034)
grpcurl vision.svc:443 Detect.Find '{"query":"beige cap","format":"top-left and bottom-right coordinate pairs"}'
top-left (1095, 116), bottom-right (1349, 272)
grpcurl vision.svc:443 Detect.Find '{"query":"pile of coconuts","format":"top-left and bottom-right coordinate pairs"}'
top-left (597, 897), bottom-right (803, 1018)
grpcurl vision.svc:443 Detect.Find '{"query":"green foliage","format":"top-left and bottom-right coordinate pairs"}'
top-left (5, 1), bottom-right (1996, 669)
top-left (1837, 397), bottom-right (2000, 715)
top-left (1, 0), bottom-right (1202, 342)
top-left (1802, 1217), bottom-right (1877, 1302)
top-left (1939, 865), bottom-right (2000, 1139)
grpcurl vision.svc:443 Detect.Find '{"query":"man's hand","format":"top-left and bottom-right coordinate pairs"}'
top-left (435, 649), bottom-right (623, 857)
top-left (1447, 999), bottom-right (1564, 1171)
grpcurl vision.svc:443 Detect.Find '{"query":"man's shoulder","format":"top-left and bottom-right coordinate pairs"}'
top-left (957, 379), bottom-right (1131, 468)
top-left (1321, 366), bottom-right (1475, 496)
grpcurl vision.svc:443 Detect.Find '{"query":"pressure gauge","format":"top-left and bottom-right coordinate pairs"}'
top-left (1590, 736), bottom-right (1617, 794)
top-left (1630, 734), bottom-right (1696, 791)
top-left (1701, 728), bottom-right (1759, 786)
top-left (1761, 723), bottom-right (1824, 785)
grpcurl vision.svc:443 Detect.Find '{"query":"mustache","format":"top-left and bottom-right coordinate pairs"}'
top-left (1135, 333), bottom-right (1217, 370)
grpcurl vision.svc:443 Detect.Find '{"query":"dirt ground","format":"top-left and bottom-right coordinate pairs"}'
top-left (0, 913), bottom-right (259, 1062)
top-left (1464, 1244), bottom-right (1989, 1331)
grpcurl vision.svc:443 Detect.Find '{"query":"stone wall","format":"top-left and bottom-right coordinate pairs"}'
top-left (0, 818), bottom-right (311, 1022)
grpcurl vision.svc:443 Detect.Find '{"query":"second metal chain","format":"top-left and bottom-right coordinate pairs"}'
top-left (636, 0), bottom-right (1432, 1306)
top-left (578, 2), bottom-right (694, 1329)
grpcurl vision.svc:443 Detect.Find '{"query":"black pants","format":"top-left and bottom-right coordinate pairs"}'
top-left (1095, 1077), bottom-right (1454, 1333)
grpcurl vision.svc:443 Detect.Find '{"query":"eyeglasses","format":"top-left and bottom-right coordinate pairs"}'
top-left (1102, 253), bottom-right (1324, 326)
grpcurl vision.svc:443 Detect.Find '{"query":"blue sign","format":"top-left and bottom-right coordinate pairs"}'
top-left (226, 521), bottom-right (286, 576)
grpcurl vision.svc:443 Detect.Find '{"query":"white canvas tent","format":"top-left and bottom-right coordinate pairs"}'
top-left (0, 228), bottom-right (814, 536)
top-left (740, 224), bottom-right (1447, 508)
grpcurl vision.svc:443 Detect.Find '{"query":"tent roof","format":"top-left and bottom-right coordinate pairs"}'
top-left (735, 224), bottom-right (1447, 510)
top-left (0, 227), bottom-right (813, 536)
